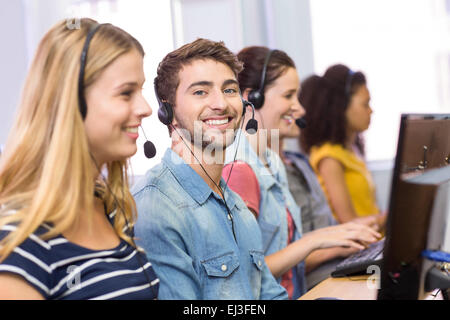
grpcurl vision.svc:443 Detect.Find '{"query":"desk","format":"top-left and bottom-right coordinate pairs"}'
top-left (299, 275), bottom-right (443, 300)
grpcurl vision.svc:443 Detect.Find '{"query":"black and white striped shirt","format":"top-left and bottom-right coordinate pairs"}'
top-left (0, 221), bottom-right (159, 300)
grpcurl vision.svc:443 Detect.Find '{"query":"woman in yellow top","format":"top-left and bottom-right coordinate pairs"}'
top-left (298, 64), bottom-right (386, 228)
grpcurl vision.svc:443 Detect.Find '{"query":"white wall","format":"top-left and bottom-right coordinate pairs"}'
top-left (0, 0), bottom-right (75, 148)
top-left (264, 0), bottom-right (315, 80)
top-left (172, 0), bottom-right (244, 52)
top-left (22, 0), bottom-right (74, 62)
top-left (171, 0), bottom-right (315, 78)
top-left (0, 0), bottom-right (28, 148)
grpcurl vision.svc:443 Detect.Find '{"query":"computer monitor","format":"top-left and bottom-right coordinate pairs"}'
top-left (378, 113), bottom-right (450, 300)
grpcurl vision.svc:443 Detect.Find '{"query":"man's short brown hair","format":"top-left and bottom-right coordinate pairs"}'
top-left (154, 38), bottom-right (243, 107)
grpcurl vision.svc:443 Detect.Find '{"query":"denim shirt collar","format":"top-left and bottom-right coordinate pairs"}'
top-left (226, 130), bottom-right (280, 192)
top-left (162, 148), bottom-right (240, 210)
top-left (225, 131), bottom-right (303, 235)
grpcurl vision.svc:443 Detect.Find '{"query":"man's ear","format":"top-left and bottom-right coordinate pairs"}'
top-left (171, 114), bottom-right (178, 128)
top-left (242, 88), bottom-right (251, 101)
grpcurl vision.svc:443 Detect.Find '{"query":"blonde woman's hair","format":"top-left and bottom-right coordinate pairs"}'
top-left (0, 18), bottom-right (145, 261)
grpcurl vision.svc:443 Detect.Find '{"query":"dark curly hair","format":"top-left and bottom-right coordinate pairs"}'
top-left (298, 64), bottom-right (367, 155)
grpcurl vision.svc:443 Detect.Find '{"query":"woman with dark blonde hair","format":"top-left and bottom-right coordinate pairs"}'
top-left (0, 18), bottom-right (159, 299)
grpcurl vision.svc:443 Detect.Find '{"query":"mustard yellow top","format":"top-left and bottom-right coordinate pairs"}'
top-left (309, 143), bottom-right (379, 219)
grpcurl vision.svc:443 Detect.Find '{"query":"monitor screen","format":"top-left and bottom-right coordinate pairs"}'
top-left (378, 113), bottom-right (450, 300)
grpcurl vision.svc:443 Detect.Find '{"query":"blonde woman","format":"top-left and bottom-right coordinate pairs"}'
top-left (0, 18), bottom-right (159, 299)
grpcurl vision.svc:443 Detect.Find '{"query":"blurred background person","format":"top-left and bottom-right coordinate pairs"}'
top-left (298, 64), bottom-right (386, 229)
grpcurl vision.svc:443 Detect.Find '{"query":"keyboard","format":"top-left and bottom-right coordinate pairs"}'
top-left (331, 238), bottom-right (385, 278)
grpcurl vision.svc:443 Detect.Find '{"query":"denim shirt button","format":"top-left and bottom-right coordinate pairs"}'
top-left (221, 264), bottom-right (227, 272)
top-left (258, 260), bottom-right (262, 267)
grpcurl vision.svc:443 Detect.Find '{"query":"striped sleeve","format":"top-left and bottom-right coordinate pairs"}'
top-left (0, 225), bottom-right (52, 298)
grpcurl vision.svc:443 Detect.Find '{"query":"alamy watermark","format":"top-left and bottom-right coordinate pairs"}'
top-left (366, 265), bottom-right (381, 290)
top-left (66, 17), bottom-right (81, 30)
top-left (66, 265), bottom-right (82, 290)
top-left (169, 123), bottom-right (281, 176)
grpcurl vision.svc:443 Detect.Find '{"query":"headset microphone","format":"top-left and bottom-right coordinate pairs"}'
top-left (295, 116), bottom-right (307, 129)
top-left (243, 100), bottom-right (258, 134)
top-left (140, 126), bottom-right (156, 159)
top-left (144, 141), bottom-right (156, 159)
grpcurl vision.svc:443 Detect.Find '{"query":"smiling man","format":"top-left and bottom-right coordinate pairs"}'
top-left (132, 39), bottom-right (287, 300)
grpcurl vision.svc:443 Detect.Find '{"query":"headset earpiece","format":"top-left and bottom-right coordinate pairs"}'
top-left (154, 80), bottom-right (174, 126)
top-left (157, 101), bottom-right (173, 126)
top-left (242, 99), bottom-right (258, 134)
top-left (246, 49), bottom-right (274, 110)
top-left (247, 89), bottom-right (264, 110)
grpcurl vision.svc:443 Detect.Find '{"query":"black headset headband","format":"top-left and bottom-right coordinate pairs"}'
top-left (258, 49), bottom-right (274, 93)
top-left (344, 68), bottom-right (355, 97)
top-left (78, 24), bottom-right (103, 120)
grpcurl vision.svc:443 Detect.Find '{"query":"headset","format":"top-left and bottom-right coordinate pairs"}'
top-left (245, 49), bottom-right (307, 129)
top-left (77, 23), bottom-right (157, 297)
top-left (247, 49), bottom-right (274, 110)
top-left (154, 73), bottom-right (259, 242)
top-left (78, 24), bottom-right (103, 120)
top-left (345, 68), bottom-right (356, 97)
top-left (155, 80), bottom-right (258, 134)
top-left (78, 23), bottom-right (156, 159)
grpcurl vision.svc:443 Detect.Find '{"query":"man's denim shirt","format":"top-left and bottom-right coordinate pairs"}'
top-left (225, 131), bottom-right (307, 298)
top-left (132, 148), bottom-right (288, 300)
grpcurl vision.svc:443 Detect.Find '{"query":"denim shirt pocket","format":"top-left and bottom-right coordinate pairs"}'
top-left (200, 252), bottom-right (242, 299)
top-left (201, 252), bottom-right (239, 277)
top-left (249, 251), bottom-right (264, 271)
